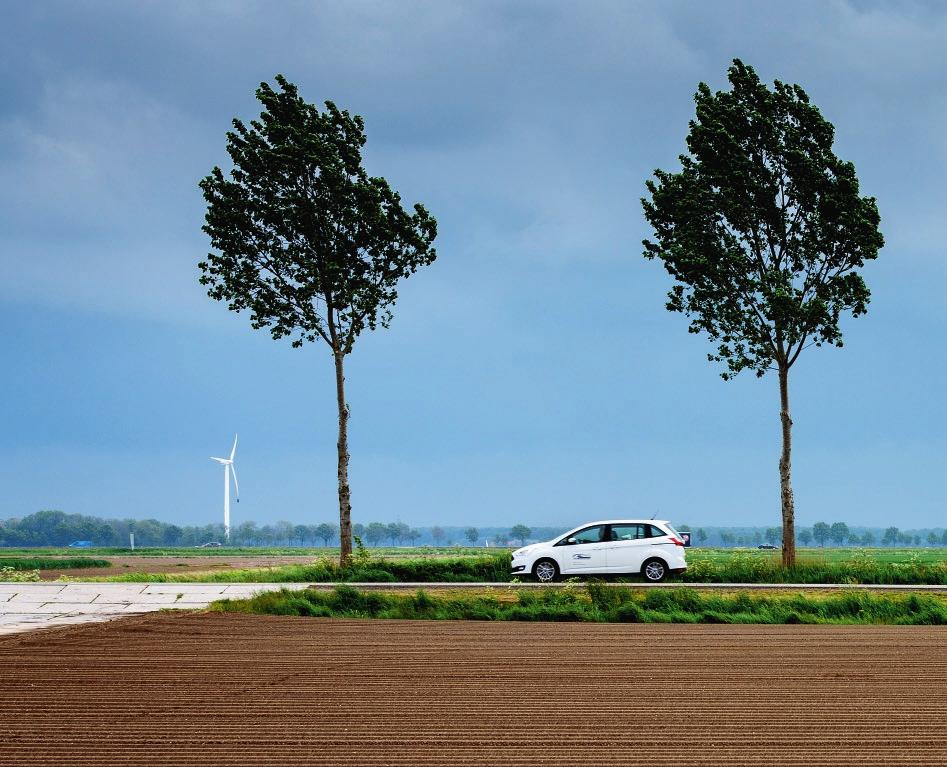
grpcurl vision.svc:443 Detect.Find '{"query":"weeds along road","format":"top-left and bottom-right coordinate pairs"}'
top-left (1, 613), bottom-right (945, 766)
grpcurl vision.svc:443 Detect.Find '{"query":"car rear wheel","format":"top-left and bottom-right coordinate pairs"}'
top-left (533, 559), bottom-right (559, 583)
top-left (641, 558), bottom-right (668, 583)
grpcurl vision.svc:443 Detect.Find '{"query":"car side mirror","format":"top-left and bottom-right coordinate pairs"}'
top-left (567, 537), bottom-right (577, 545)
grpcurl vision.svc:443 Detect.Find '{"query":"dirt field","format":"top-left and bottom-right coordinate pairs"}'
top-left (30, 555), bottom-right (319, 580)
top-left (1, 614), bottom-right (945, 766)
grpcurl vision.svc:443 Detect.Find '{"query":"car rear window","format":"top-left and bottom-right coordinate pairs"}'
top-left (610, 524), bottom-right (646, 541)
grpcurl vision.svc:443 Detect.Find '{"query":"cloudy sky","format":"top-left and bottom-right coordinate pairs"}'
top-left (2, 0), bottom-right (946, 530)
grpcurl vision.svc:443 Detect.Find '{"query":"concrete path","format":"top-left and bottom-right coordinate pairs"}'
top-left (0, 582), bottom-right (310, 636)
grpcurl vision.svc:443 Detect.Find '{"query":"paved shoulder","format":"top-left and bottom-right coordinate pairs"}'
top-left (0, 583), bottom-right (309, 635)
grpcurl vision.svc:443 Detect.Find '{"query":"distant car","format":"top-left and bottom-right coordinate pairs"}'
top-left (198, 541), bottom-right (222, 548)
top-left (67, 540), bottom-right (94, 548)
top-left (510, 519), bottom-right (689, 583)
top-left (757, 544), bottom-right (778, 550)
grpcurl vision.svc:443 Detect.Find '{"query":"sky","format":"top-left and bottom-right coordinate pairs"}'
top-left (1, 0), bottom-right (946, 531)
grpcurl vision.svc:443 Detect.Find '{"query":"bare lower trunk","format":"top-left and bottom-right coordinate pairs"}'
top-left (778, 364), bottom-right (796, 568)
top-left (333, 350), bottom-right (353, 565)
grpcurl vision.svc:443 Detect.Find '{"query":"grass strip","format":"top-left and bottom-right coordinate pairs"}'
top-left (210, 582), bottom-right (947, 625)
top-left (680, 549), bottom-right (947, 585)
top-left (87, 554), bottom-right (512, 583)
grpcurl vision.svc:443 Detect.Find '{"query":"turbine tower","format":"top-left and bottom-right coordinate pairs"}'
top-left (210, 435), bottom-right (239, 542)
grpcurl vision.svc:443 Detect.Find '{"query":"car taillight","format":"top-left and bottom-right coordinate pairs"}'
top-left (670, 538), bottom-right (685, 547)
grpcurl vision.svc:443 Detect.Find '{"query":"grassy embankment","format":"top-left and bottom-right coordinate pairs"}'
top-left (70, 547), bottom-right (947, 585)
top-left (212, 582), bottom-right (947, 625)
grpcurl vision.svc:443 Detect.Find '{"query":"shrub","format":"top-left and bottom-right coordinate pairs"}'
top-left (0, 566), bottom-right (41, 582)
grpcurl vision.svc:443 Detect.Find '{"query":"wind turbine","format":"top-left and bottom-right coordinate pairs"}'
top-left (210, 434), bottom-right (239, 542)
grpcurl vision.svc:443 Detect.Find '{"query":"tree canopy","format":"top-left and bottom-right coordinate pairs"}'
top-left (199, 75), bottom-right (437, 355)
top-left (642, 59), bottom-right (883, 380)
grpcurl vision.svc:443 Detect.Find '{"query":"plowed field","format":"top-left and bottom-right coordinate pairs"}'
top-left (1, 613), bottom-right (945, 766)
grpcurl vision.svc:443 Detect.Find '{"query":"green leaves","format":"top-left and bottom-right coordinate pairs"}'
top-left (199, 75), bottom-right (437, 355)
top-left (642, 59), bottom-right (883, 378)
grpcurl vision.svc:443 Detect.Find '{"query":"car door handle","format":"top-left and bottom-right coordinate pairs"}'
top-left (573, 554), bottom-right (591, 559)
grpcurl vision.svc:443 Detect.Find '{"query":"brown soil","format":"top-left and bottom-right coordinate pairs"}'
top-left (1, 614), bottom-right (945, 766)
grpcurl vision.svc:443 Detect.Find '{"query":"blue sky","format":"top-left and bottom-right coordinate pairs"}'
top-left (2, 1), bottom-right (946, 530)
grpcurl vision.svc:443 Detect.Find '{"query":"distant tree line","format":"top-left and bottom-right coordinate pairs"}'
top-left (0, 511), bottom-right (548, 549)
top-left (1, 512), bottom-right (943, 549)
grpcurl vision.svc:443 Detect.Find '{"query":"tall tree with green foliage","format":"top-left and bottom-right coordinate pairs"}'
top-left (829, 521), bottom-right (850, 546)
top-left (510, 524), bottom-right (532, 546)
top-left (812, 521), bottom-right (831, 548)
top-left (464, 527), bottom-right (479, 545)
top-left (199, 76), bottom-right (437, 565)
top-left (882, 526), bottom-right (900, 547)
top-left (642, 60), bottom-right (883, 567)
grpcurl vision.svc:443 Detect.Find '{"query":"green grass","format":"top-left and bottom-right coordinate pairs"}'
top-left (50, 546), bottom-right (947, 586)
top-left (82, 553), bottom-right (512, 583)
top-left (679, 548), bottom-right (947, 585)
top-left (212, 582), bottom-right (947, 625)
top-left (691, 547), bottom-right (947, 565)
top-left (0, 556), bottom-right (111, 571)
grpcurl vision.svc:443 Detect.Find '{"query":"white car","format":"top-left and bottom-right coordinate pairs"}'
top-left (510, 520), bottom-right (688, 583)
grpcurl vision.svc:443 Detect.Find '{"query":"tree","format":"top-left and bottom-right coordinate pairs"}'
top-left (882, 526), bottom-right (899, 546)
top-left (510, 524), bottom-right (532, 546)
top-left (385, 522), bottom-right (403, 546)
top-left (696, 528), bottom-right (707, 545)
top-left (199, 76), bottom-right (437, 565)
top-left (315, 522), bottom-right (337, 547)
top-left (941, 530), bottom-right (947, 546)
top-left (798, 528), bottom-right (813, 546)
top-left (294, 524), bottom-right (309, 545)
top-left (860, 531), bottom-right (875, 546)
top-left (829, 522), bottom-right (849, 546)
top-left (405, 528), bottom-right (421, 546)
top-left (642, 60), bottom-right (883, 567)
top-left (430, 526), bottom-right (446, 546)
top-left (926, 531), bottom-right (938, 546)
top-left (812, 522), bottom-right (831, 548)
top-left (464, 527), bottom-right (479, 545)
top-left (163, 525), bottom-right (183, 546)
top-left (365, 522), bottom-right (387, 547)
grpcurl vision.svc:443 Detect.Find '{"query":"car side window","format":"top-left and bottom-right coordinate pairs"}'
top-left (556, 525), bottom-right (605, 545)
top-left (609, 524), bottom-right (646, 541)
top-left (647, 525), bottom-right (668, 538)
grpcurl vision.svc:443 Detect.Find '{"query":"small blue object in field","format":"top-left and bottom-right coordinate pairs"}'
top-left (67, 541), bottom-right (94, 548)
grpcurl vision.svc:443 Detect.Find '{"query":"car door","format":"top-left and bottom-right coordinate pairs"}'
top-left (604, 523), bottom-right (650, 573)
top-left (554, 524), bottom-right (608, 573)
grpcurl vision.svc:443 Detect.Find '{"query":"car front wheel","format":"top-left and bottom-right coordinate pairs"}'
top-left (533, 559), bottom-right (559, 583)
top-left (641, 558), bottom-right (668, 583)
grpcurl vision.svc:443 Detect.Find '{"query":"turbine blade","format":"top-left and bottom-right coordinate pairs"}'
top-left (230, 463), bottom-right (239, 500)
top-left (230, 434), bottom-right (238, 461)
top-left (210, 457), bottom-right (227, 463)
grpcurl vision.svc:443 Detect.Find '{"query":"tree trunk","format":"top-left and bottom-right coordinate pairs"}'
top-left (778, 364), bottom-right (796, 567)
top-left (333, 349), bottom-right (353, 566)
